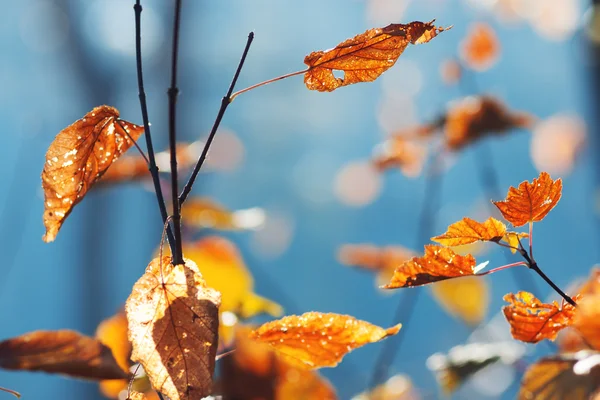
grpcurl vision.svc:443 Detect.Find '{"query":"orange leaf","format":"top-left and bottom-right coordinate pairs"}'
top-left (181, 198), bottom-right (265, 231)
top-left (304, 21), bottom-right (449, 92)
top-left (95, 310), bottom-right (131, 398)
top-left (382, 245), bottom-right (478, 289)
top-left (42, 106), bottom-right (144, 242)
top-left (0, 330), bottom-right (129, 380)
top-left (519, 352), bottom-right (600, 399)
top-left (431, 217), bottom-right (506, 246)
top-left (460, 23), bottom-right (500, 71)
top-left (502, 291), bottom-right (577, 343)
top-left (126, 256), bottom-right (221, 400)
top-left (250, 312), bottom-right (401, 369)
top-left (493, 172), bottom-right (562, 227)
top-left (372, 136), bottom-right (427, 177)
top-left (574, 269), bottom-right (600, 351)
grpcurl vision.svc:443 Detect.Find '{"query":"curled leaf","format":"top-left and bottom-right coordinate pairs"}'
top-left (502, 291), bottom-right (577, 343)
top-left (304, 21), bottom-right (449, 92)
top-left (493, 172), bottom-right (562, 227)
top-left (250, 312), bottom-right (401, 369)
top-left (431, 217), bottom-right (506, 246)
top-left (42, 106), bottom-right (144, 241)
top-left (126, 256), bottom-right (221, 400)
top-left (519, 352), bottom-right (600, 400)
top-left (430, 276), bottom-right (490, 326)
top-left (382, 245), bottom-right (477, 289)
top-left (0, 330), bottom-right (128, 380)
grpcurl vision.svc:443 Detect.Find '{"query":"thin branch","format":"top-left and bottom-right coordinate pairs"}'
top-left (115, 119), bottom-right (149, 165)
top-left (230, 68), bottom-right (308, 101)
top-left (179, 32), bottom-right (255, 206)
top-left (530, 263), bottom-right (577, 307)
top-left (157, 393), bottom-right (166, 400)
top-left (134, 1), bottom-right (175, 251)
top-left (494, 241), bottom-right (520, 252)
top-left (168, 0), bottom-right (184, 265)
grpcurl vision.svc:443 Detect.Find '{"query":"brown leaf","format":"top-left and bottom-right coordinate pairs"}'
top-left (250, 312), bottom-right (401, 369)
top-left (0, 330), bottom-right (128, 380)
top-left (493, 171), bottom-right (562, 227)
top-left (460, 23), bottom-right (500, 71)
top-left (502, 291), bottom-right (578, 343)
top-left (382, 245), bottom-right (478, 289)
top-left (218, 326), bottom-right (337, 400)
top-left (126, 256), bottom-right (221, 400)
top-left (519, 352), bottom-right (600, 400)
top-left (42, 106), bottom-right (144, 242)
top-left (304, 21), bottom-right (449, 92)
top-left (431, 217), bottom-right (507, 246)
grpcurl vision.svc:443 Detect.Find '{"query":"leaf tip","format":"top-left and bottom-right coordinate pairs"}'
top-left (385, 324), bottom-right (402, 336)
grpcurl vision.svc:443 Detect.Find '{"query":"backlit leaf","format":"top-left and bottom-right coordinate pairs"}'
top-left (218, 325), bottom-right (337, 399)
top-left (382, 245), bottom-right (477, 289)
top-left (501, 232), bottom-right (529, 254)
top-left (502, 291), bottom-right (577, 343)
top-left (250, 312), bottom-right (401, 369)
top-left (430, 276), bottom-right (490, 326)
top-left (519, 352), bottom-right (600, 400)
top-left (0, 330), bottom-right (128, 380)
top-left (42, 106), bottom-right (144, 242)
top-left (181, 198), bottom-right (265, 231)
top-left (304, 21), bottom-right (449, 92)
top-left (95, 311), bottom-right (131, 398)
top-left (126, 256), bottom-right (221, 400)
top-left (431, 217), bottom-right (506, 246)
top-left (493, 172), bottom-right (562, 227)
top-left (337, 243), bottom-right (417, 287)
top-left (460, 23), bottom-right (500, 71)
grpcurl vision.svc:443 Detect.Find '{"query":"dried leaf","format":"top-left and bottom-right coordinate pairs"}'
top-left (181, 198), bottom-right (265, 231)
top-left (304, 21), bottom-right (449, 92)
top-left (502, 291), bottom-right (577, 343)
top-left (0, 330), bottom-right (128, 380)
top-left (430, 276), bottom-right (490, 326)
top-left (382, 245), bottom-right (477, 289)
top-left (427, 341), bottom-right (525, 395)
top-left (431, 217), bottom-right (506, 246)
top-left (352, 374), bottom-right (419, 400)
top-left (460, 23), bottom-right (500, 71)
top-left (126, 256), bottom-right (221, 400)
top-left (42, 106), bottom-right (144, 241)
top-left (250, 312), bottom-right (401, 369)
top-left (493, 172), bottom-right (562, 227)
top-left (95, 311), bottom-right (131, 398)
top-left (219, 326), bottom-right (337, 400)
top-left (519, 352), bottom-right (600, 400)
top-left (337, 244), bottom-right (417, 287)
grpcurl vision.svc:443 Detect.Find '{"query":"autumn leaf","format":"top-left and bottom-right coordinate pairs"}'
top-left (574, 268), bottom-right (600, 351)
top-left (460, 23), bottom-right (500, 71)
top-left (95, 311), bottom-right (131, 398)
top-left (371, 136), bottom-right (427, 177)
top-left (431, 217), bottom-right (507, 246)
top-left (493, 172), bottom-right (562, 227)
top-left (430, 276), bottom-right (490, 326)
top-left (250, 312), bottom-right (401, 369)
top-left (42, 106), bottom-right (144, 242)
top-left (501, 232), bottom-right (529, 254)
top-left (337, 243), bottom-right (417, 287)
top-left (502, 291), bottom-right (578, 343)
top-left (304, 21), bottom-right (449, 92)
top-left (181, 198), bottom-right (265, 231)
top-left (218, 325), bottom-right (337, 399)
top-left (352, 374), bottom-right (419, 400)
top-left (519, 352), bottom-right (600, 400)
top-left (126, 256), bottom-right (221, 400)
top-left (0, 330), bottom-right (128, 380)
top-left (382, 245), bottom-right (478, 289)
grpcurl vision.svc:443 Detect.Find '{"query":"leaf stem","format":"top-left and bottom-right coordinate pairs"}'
top-left (134, 1), bottom-right (175, 252)
top-left (168, 0), bottom-right (184, 265)
top-left (230, 68), bottom-right (308, 101)
top-left (476, 261), bottom-right (528, 276)
top-left (178, 32), bottom-right (255, 206)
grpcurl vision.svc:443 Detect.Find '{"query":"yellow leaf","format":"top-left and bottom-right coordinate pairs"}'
top-left (431, 217), bottom-right (506, 246)
top-left (430, 276), bottom-right (490, 326)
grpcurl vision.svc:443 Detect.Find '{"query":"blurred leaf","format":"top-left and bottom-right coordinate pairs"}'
top-left (250, 312), bottom-right (401, 369)
top-left (371, 136), bottom-right (427, 177)
top-left (352, 374), bottom-right (420, 400)
top-left (42, 105), bottom-right (144, 242)
top-left (382, 245), bottom-right (478, 289)
top-left (431, 217), bottom-right (506, 246)
top-left (574, 269), bottom-right (600, 351)
top-left (126, 256), bottom-right (221, 400)
top-left (460, 23), bottom-right (500, 71)
top-left (519, 352), bottom-right (600, 400)
top-left (493, 172), bottom-right (562, 227)
top-left (430, 276), bottom-right (490, 326)
top-left (218, 326), bottom-right (337, 399)
top-left (427, 341), bottom-right (525, 395)
top-left (95, 311), bottom-right (131, 398)
top-left (0, 330), bottom-right (128, 380)
top-left (502, 291), bottom-right (577, 343)
top-left (181, 198), bottom-right (265, 231)
top-left (304, 21), bottom-right (449, 92)
top-left (337, 243), bottom-right (417, 287)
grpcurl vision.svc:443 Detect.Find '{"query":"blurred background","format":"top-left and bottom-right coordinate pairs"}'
top-left (0, 0), bottom-right (599, 398)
